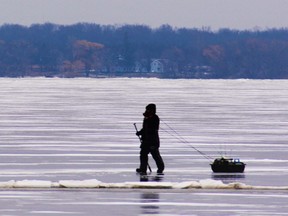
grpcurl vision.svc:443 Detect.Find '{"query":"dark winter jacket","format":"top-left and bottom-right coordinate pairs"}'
top-left (138, 114), bottom-right (160, 149)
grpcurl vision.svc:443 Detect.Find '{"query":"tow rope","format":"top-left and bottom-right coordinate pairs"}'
top-left (160, 119), bottom-right (214, 162)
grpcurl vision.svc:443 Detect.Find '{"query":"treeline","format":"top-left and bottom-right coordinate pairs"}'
top-left (1, 23), bottom-right (288, 78)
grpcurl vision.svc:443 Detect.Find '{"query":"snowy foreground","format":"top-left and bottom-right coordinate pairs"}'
top-left (1, 179), bottom-right (288, 190)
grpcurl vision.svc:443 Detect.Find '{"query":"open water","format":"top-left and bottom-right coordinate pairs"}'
top-left (0, 78), bottom-right (288, 215)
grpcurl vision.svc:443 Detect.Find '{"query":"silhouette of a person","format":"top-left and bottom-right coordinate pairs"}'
top-left (136, 104), bottom-right (165, 175)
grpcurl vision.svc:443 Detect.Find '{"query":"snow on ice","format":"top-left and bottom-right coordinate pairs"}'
top-left (0, 179), bottom-right (287, 190)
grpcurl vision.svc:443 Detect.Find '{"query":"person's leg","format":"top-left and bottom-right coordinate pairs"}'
top-left (137, 148), bottom-right (149, 174)
top-left (150, 148), bottom-right (165, 174)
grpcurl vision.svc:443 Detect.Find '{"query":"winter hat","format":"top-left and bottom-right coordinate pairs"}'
top-left (146, 103), bottom-right (156, 113)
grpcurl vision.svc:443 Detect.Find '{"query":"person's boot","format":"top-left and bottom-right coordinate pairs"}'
top-left (136, 168), bottom-right (147, 175)
top-left (157, 169), bottom-right (164, 175)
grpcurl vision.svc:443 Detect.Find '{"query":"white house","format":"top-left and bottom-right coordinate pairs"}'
top-left (150, 59), bottom-right (164, 73)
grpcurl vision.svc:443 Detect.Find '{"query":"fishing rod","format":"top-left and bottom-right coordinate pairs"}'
top-left (160, 119), bottom-right (214, 162)
top-left (133, 123), bottom-right (152, 173)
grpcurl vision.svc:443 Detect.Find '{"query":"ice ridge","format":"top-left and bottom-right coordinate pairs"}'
top-left (0, 179), bottom-right (288, 190)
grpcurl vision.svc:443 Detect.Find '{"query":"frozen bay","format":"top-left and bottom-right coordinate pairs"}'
top-left (0, 78), bottom-right (287, 215)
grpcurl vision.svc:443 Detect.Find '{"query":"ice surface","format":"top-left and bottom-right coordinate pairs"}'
top-left (0, 78), bottom-right (288, 215)
top-left (0, 78), bottom-right (288, 187)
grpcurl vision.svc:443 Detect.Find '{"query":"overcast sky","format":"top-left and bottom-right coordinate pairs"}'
top-left (0, 0), bottom-right (287, 30)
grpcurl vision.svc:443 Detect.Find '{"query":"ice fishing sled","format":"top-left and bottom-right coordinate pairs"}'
top-left (210, 157), bottom-right (246, 173)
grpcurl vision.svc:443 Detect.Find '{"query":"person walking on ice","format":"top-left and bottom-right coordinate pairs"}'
top-left (135, 103), bottom-right (165, 175)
